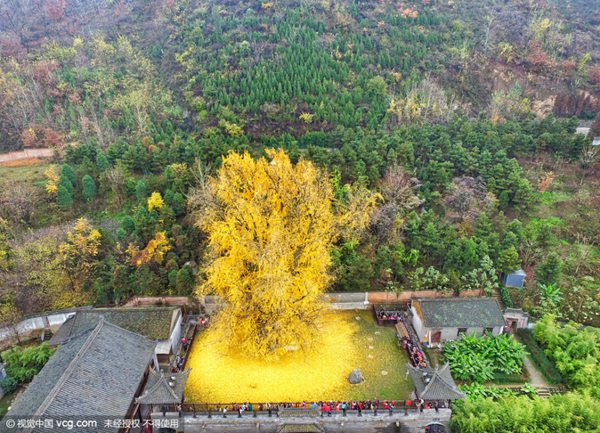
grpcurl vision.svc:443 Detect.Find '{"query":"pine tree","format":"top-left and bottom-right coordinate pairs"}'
top-left (81, 175), bottom-right (97, 202)
top-left (61, 164), bottom-right (77, 187)
top-left (56, 185), bottom-right (73, 209)
top-left (536, 252), bottom-right (562, 286)
top-left (135, 180), bottom-right (147, 203)
top-left (497, 246), bottom-right (521, 274)
top-left (96, 153), bottom-right (110, 172)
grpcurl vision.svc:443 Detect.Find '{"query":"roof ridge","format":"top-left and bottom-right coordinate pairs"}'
top-left (29, 319), bottom-right (107, 425)
top-left (418, 297), bottom-right (496, 302)
top-left (427, 365), bottom-right (465, 398)
top-left (431, 371), bottom-right (459, 392)
top-left (158, 373), bottom-right (179, 401)
top-left (85, 306), bottom-right (179, 312)
top-left (100, 319), bottom-right (158, 345)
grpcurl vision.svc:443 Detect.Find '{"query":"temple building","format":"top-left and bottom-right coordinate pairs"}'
top-left (410, 298), bottom-right (505, 344)
top-left (5, 319), bottom-right (157, 432)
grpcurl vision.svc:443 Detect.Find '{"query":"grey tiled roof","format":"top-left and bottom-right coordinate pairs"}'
top-left (5, 320), bottom-right (156, 433)
top-left (136, 368), bottom-right (190, 405)
top-left (407, 363), bottom-right (465, 401)
top-left (49, 307), bottom-right (180, 345)
top-left (415, 298), bottom-right (505, 328)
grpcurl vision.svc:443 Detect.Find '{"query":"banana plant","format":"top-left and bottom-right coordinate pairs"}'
top-left (444, 332), bottom-right (526, 382)
top-left (539, 283), bottom-right (561, 307)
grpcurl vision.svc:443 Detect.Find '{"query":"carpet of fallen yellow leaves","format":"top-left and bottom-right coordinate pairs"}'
top-left (184, 311), bottom-right (363, 403)
top-left (184, 310), bottom-right (414, 402)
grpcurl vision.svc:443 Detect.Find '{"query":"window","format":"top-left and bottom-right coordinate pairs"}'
top-left (457, 328), bottom-right (467, 337)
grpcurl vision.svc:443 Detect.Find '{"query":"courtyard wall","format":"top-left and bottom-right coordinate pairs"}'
top-left (180, 409), bottom-right (451, 433)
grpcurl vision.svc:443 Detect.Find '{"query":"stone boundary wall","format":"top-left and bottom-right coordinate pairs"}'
top-left (367, 289), bottom-right (483, 304)
top-left (0, 307), bottom-right (85, 349)
top-left (179, 409), bottom-right (452, 433)
top-left (124, 296), bottom-right (192, 307)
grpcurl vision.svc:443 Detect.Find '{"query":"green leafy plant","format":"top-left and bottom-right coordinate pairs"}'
top-left (444, 333), bottom-right (526, 382)
top-left (539, 283), bottom-right (561, 307)
top-left (1, 343), bottom-right (56, 385)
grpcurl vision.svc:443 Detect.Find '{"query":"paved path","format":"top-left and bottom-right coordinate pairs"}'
top-left (523, 354), bottom-right (548, 387)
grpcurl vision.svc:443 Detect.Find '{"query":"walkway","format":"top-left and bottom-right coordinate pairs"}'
top-left (523, 355), bottom-right (548, 387)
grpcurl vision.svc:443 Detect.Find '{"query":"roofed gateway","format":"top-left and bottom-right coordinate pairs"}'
top-left (407, 363), bottom-right (465, 401)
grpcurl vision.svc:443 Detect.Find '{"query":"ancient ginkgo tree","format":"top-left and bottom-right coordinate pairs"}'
top-left (196, 149), bottom-right (375, 359)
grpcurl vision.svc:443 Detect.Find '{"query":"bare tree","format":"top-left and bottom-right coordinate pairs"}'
top-left (444, 176), bottom-right (493, 223)
top-left (371, 165), bottom-right (421, 241)
top-left (0, 181), bottom-right (42, 224)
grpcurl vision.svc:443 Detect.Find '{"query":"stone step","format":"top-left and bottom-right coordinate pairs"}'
top-left (278, 423), bottom-right (324, 433)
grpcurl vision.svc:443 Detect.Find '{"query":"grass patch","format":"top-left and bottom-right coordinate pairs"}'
top-left (0, 163), bottom-right (50, 186)
top-left (537, 191), bottom-right (572, 206)
top-left (0, 389), bottom-right (20, 418)
top-left (516, 330), bottom-right (563, 386)
top-left (424, 347), bottom-right (444, 368)
top-left (184, 310), bottom-right (413, 403)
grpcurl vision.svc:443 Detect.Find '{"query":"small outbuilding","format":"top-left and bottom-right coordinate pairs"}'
top-left (502, 269), bottom-right (526, 288)
top-left (410, 297), bottom-right (505, 344)
top-left (503, 308), bottom-right (529, 332)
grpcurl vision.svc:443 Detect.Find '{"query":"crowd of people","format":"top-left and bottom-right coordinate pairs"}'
top-left (170, 315), bottom-right (209, 373)
top-left (401, 336), bottom-right (427, 368)
top-left (375, 307), bottom-right (402, 323)
top-left (204, 399), bottom-right (448, 417)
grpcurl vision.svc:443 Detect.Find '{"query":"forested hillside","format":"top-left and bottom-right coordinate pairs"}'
top-left (0, 0), bottom-right (598, 331)
top-left (1, 0), bottom-right (600, 151)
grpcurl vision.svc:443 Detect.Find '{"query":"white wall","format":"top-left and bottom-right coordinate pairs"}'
top-left (0, 309), bottom-right (81, 345)
top-left (410, 306), bottom-right (426, 341)
top-left (438, 325), bottom-right (503, 342)
top-left (170, 311), bottom-right (183, 354)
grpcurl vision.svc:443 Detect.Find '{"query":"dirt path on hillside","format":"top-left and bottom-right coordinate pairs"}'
top-left (0, 148), bottom-right (53, 164)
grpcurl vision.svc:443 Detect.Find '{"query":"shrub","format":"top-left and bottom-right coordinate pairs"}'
top-left (533, 314), bottom-right (599, 394)
top-left (451, 392), bottom-right (600, 433)
top-left (0, 376), bottom-right (18, 394)
top-left (1, 343), bottom-right (55, 385)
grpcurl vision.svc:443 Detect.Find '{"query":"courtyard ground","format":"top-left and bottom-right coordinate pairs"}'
top-left (184, 309), bottom-right (413, 403)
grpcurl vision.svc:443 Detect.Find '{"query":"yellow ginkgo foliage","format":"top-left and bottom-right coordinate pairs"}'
top-left (44, 166), bottom-right (60, 196)
top-left (147, 191), bottom-right (164, 211)
top-left (127, 231), bottom-right (171, 267)
top-left (58, 218), bottom-right (102, 291)
top-left (197, 149), bottom-right (341, 359)
top-left (299, 112), bottom-right (314, 123)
